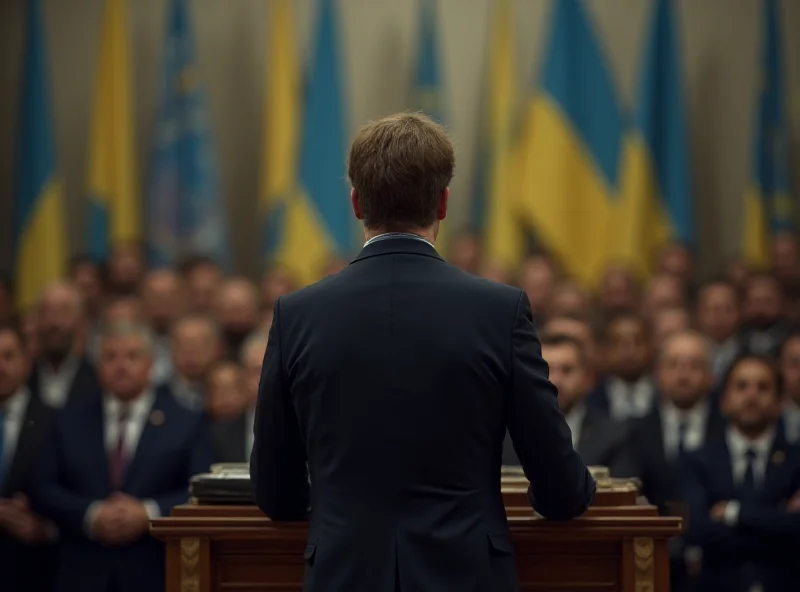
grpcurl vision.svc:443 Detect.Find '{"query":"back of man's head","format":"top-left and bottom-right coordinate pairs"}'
top-left (348, 112), bottom-right (455, 232)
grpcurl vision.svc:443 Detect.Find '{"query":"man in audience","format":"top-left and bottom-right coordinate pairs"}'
top-left (683, 354), bottom-right (800, 592)
top-left (29, 282), bottom-right (99, 408)
top-left (216, 278), bottom-right (260, 360)
top-left (657, 243), bottom-right (694, 291)
top-left (180, 255), bottom-right (223, 314)
top-left (696, 278), bottom-right (744, 383)
top-left (0, 324), bottom-right (57, 592)
top-left (587, 312), bottom-right (655, 421)
top-left (205, 361), bottom-right (243, 422)
top-left (107, 244), bottom-right (145, 295)
top-left (547, 280), bottom-right (592, 320)
top-left (642, 273), bottom-right (686, 321)
top-left (633, 330), bottom-right (725, 591)
top-left (741, 273), bottom-right (790, 358)
top-left (166, 315), bottom-right (221, 411)
top-left (778, 332), bottom-right (800, 443)
top-left (632, 330), bottom-right (725, 514)
top-left (541, 315), bottom-right (600, 379)
top-left (652, 306), bottom-right (691, 351)
top-left (518, 254), bottom-right (558, 328)
top-left (504, 334), bottom-right (636, 477)
top-left (31, 321), bottom-right (211, 592)
top-left (598, 264), bottom-right (639, 314)
top-left (259, 266), bottom-right (297, 312)
top-left (210, 332), bottom-right (266, 463)
top-left (447, 230), bottom-right (482, 274)
top-left (69, 256), bottom-right (107, 358)
top-left (141, 270), bottom-right (184, 384)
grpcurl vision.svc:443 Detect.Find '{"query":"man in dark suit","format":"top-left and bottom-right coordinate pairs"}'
top-left (0, 323), bottom-right (57, 592)
top-left (683, 354), bottom-right (800, 592)
top-left (631, 330), bottom-right (726, 592)
top-left (210, 332), bottom-right (267, 463)
top-left (503, 334), bottom-right (637, 478)
top-left (250, 113), bottom-right (595, 592)
top-left (30, 321), bottom-right (211, 592)
top-left (28, 281), bottom-right (100, 408)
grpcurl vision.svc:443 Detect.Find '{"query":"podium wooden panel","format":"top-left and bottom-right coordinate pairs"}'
top-left (152, 485), bottom-right (681, 592)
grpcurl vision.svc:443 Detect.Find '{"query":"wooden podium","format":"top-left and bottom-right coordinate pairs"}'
top-left (152, 469), bottom-right (680, 591)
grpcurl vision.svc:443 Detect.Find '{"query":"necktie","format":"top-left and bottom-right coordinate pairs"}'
top-left (109, 407), bottom-right (130, 490)
top-left (0, 409), bottom-right (6, 489)
top-left (676, 421), bottom-right (688, 459)
top-left (739, 448), bottom-right (758, 503)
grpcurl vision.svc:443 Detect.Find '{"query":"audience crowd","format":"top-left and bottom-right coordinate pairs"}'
top-left (0, 230), bottom-right (799, 592)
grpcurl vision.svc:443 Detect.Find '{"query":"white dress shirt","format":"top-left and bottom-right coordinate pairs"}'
top-left (1, 387), bottom-right (31, 474)
top-left (38, 355), bottom-right (80, 408)
top-left (783, 400), bottom-right (800, 444)
top-left (364, 232), bottom-right (434, 248)
top-left (565, 404), bottom-right (586, 449)
top-left (661, 399), bottom-right (709, 459)
top-left (169, 376), bottom-right (204, 411)
top-left (84, 391), bottom-right (160, 538)
top-left (710, 337), bottom-right (739, 379)
top-left (245, 407), bottom-right (256, 462)
top-left (607, 376), bottom-right (655, 422)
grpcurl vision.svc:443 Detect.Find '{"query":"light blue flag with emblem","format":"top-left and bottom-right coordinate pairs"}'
top-left (147, 0), bottom-right (229, 268)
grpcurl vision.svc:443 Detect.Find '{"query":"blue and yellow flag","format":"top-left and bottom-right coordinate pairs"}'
top-left (147, 0), bottom-right (229, 268)
top-left (472, 0), bottom-right (524, 273)
top-left (410, 0), bottom-right (450, 250)
top-left (517, 0), bottom-right (623, 286)
top-left (612, 0), bottom-right (693, 278)
top-left (260, 0), bottom-right (301, 271)
top-left (264, 0), bottom-right (351, 286)
top-left (13, 0), bottom-right (67, 312)
top-left (743, 0), bottom-right (793, 268)
top-left (86, 0), bottom-right (140, 260)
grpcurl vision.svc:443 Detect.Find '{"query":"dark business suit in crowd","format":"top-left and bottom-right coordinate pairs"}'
top-left (30, 387), bottom-right (212, 592)
top-left (0, 390), bottom-right (57, 592)
top-left (251, 236), bottom-right (596, 592)
top-left (682, 432), bottom-right (800, 592)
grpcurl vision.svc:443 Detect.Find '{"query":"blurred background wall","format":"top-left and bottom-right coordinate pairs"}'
top-left (0, 0), bottom-right (798, 278)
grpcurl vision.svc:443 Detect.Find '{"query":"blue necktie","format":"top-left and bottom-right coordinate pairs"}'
top-left (739, 448), bottom-right (758, 503)
top-left (0, 409), bottom-right (6, 489)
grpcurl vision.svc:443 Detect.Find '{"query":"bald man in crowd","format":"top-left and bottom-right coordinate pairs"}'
top-left (28, 282), bottom-right (99, 408)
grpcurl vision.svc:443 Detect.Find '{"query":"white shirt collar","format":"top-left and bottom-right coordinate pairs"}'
top-left (364, 232), bottom-right (434, 248)
top-left (726, 425), bottom-right (775, 460)
top-left (564, 403), bottom-right (586, 448)
top-left (1, 386), bottom-right (30, 419)
top-left (104, 390), bottom-right (155, 420)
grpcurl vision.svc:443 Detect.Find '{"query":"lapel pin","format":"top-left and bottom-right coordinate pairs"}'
top-left (150, 409), bottom-right (165, 426)
top-left (771, 450), bottom-right (785, 465)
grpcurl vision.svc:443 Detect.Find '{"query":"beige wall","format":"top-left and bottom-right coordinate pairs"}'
top-left (0, 0), bottom-right (799, 278)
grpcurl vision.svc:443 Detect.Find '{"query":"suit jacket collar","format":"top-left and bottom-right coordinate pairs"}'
top-left (351, 236), bottom-right (444, 265)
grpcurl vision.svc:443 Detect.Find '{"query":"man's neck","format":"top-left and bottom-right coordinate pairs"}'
top-left (364, 226), bottom-right (437, 245)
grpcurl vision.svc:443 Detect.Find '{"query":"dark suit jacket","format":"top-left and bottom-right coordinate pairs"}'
top-left (503, 405), bottom-right (638, 478)
top-left (28, 357), bottom-right (100, 407)
top-left (0, 391), bottom-right (57, 592)
top-left (631, 403), bottom-right (727, 516)
top-left (210, 413), bottom-right (249, 464)
top-left (682, 433), bottom-right (800, 592)
top-left (250, 237), bottom-right (595, 592)
top-left (29, 387), bottom-right (212, 592)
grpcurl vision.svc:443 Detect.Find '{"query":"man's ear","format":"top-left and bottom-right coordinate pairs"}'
top-left (435, 187), bottom-right (449, 221)
top-left (351, 188), bottom-right (364, 220)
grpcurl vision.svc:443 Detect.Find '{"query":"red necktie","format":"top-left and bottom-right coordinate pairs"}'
top-left (109, 407), bottom-right (130, 490)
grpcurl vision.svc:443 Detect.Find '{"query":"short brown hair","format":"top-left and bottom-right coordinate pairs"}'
top-left (348, 112), bottom-right (455, 231)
